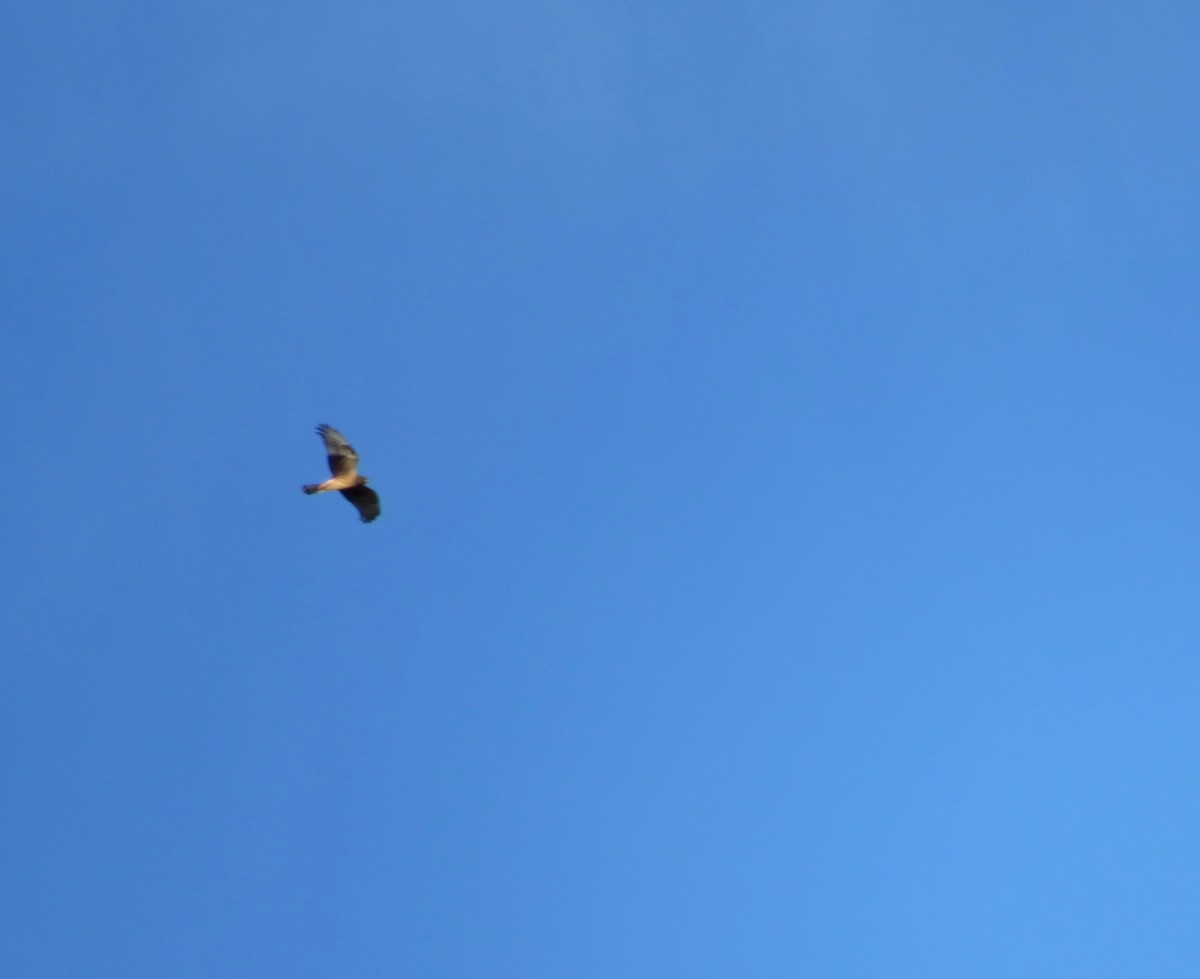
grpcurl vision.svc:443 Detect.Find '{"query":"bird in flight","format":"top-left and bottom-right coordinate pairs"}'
top-left (302, 424), bottom-right (381, 523)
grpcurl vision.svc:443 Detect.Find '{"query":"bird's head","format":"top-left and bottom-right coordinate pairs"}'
top-left (359, 475), bottom-right (370, 485)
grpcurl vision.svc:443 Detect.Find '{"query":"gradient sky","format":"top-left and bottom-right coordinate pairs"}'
top-left (6, 3), bottom-right (1200, 976)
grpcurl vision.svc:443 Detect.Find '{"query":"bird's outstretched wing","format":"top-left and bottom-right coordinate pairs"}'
top-left (340, 484), bottom-right (381, 523)
top-left (317, 424), bottom-right (359, 477)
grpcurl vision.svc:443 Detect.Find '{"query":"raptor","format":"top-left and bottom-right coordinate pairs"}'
top-left (302, 424), bottom-right (381, 523)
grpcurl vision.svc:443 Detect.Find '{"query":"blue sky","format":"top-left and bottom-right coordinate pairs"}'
top-left (5, 2), bottom-right (1200, 975)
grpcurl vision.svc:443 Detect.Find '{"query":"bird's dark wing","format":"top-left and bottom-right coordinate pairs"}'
top-left (316, 424), bottom-right (359, 477)
top-left (340, 484), bottom-right (381, 523)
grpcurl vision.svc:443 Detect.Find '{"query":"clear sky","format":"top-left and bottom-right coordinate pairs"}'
top-left (5, 2), bottom-right (1200, 976)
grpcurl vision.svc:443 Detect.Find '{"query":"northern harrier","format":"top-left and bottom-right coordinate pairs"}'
top-left (302, 424), bottom-right (381, 523)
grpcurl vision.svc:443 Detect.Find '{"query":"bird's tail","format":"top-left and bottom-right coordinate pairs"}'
top-left (302, 484), bottom-right (321, 495)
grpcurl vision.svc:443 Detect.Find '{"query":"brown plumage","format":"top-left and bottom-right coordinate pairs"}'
top-left (302, 424), bottom-right (381, 523)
